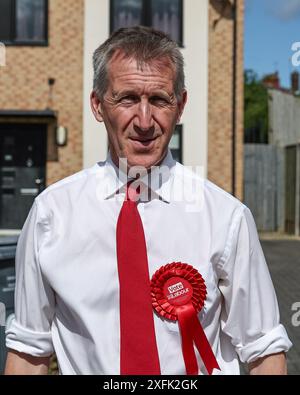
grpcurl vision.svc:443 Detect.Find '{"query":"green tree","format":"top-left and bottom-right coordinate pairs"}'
top-left (244, 70), bottom-right (269, 143)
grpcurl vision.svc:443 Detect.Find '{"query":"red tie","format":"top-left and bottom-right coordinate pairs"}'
top-left (116, 181), bottom-right (161, 375)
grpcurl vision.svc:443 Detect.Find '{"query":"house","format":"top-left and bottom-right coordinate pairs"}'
top-left (0, 0), bottom-right (244, 231)
top-left (268, 72), bottom-right (300, 235)
top-left (243, 70), bottom-right (300, 235)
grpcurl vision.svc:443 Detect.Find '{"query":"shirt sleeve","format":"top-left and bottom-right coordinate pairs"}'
top-left (218, 206), bottom-right (292, 364)
top-left (5, 198), bottom-right (55, 357)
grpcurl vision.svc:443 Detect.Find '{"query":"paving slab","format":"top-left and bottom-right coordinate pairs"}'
top-left (261, 240), bottom-right (300, 375)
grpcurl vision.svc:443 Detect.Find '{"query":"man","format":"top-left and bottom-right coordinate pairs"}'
top-left (5, 26), bottom-right (291, 375)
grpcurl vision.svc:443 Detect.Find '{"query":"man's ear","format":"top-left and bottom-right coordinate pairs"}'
top-left (177, 90), bottom-right (187, 124)
top-left (90, 91), bottom-right (104, 122)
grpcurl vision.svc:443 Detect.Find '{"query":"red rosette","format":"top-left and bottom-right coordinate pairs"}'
top-left (151, 262), bottom-right (207, 321)
top-left (150, 262), bottom-right (220, 375)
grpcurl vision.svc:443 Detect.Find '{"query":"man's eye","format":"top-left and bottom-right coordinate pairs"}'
top-left (119, 95), bottom-right (138, 104)
top-left (150, 96), bottom-right (169, 105)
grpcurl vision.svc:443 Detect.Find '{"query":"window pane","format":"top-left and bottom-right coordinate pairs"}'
top-left (15, 0), bottom-right (46, 42)
top-left (111, 0), bottom-right (143, 32)
top-left (0, 0), bottom-right (12, 41)
top-left (150, 0), bottom-right (182, 44)
top-left (170, 125), bottom-right (182, 163)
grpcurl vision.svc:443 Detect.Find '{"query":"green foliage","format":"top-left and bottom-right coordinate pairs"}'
top-left (48, 353), bottom-right (58, 375)
top-left (244, 70), bottom-right (269, 143)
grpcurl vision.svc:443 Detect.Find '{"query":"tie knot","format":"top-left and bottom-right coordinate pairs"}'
top-left (126, 180), bottom-right (140, 202)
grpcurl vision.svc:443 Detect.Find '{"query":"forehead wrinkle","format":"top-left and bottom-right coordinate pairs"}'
top-left (111, 70), bottom-right (173, 82)
top-left (112, 83), bottom-right (174, 98)
top-left (110, 72), bottom-right (174, 97)
top-left (109, 49), bottom-right (175, 74)
top-left (116, 75), bottom-right (173, 87)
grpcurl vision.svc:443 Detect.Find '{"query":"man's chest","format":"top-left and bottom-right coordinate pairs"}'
top-left (40, 199), bottom-right (222, 319)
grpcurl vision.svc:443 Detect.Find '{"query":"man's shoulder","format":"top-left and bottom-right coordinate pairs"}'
top-left (174, 161), bottom-right (246, 212)
top-left (204, 179), bottom-right (245, 209)
top-left (36, 162), bottom-right (105, 202)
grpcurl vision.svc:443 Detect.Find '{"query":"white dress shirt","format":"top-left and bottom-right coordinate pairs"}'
top-left (6, 150), bottom-right (292, 374)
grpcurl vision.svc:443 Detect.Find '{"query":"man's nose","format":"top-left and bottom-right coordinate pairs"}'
top-left (133, 100), bottom-right (154, 132)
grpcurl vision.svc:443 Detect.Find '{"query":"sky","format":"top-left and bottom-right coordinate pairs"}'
top-left (245, 0), bottom-right (300, 88)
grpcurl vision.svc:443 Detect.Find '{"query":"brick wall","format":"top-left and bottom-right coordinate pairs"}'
top-left (208, 0), bottom-right (244, 200)
top-left (0, 0), bottom-right (84, 186)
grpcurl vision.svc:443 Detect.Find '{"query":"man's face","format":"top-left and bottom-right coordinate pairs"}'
top-left (91, 51), bottom-right (187, 169)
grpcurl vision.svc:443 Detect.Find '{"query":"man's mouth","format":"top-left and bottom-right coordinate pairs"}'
top-left (129, 136), bottom-right (158, 147)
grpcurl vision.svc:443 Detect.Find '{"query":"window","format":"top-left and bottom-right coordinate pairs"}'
top-left (169, 125), bottom-right (182, 163)
top-left (110, 0), bottom-right (183, 46)
top-left (0, 0), bottom-right (48, 45)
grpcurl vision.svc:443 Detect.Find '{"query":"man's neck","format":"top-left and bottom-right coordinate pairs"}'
top-left (109, 150), bottom-right (169, 175)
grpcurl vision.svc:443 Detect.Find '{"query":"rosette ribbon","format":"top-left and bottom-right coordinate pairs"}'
top-left (151, 262), bottom-right (220, 375)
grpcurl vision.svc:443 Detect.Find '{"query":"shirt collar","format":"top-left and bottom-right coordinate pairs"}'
top-left (101, 149), bottom-right (176, 203)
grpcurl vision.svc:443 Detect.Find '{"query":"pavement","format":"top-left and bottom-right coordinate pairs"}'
top-left (260, 239), bottom-right (300, 375)
top-left (239, 239), bottom-right (300, 375)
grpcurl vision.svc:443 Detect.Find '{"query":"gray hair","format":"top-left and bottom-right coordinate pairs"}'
top-left (92, 26), bottom-right (185, 101)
